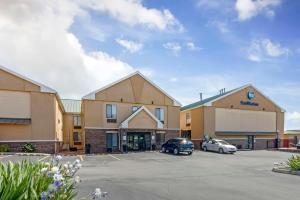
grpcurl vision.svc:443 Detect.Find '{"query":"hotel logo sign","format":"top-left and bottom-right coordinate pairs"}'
top-left (247, 90), bottom-right (255, 100)
top-left (240, 90), bottom-right (259, 106)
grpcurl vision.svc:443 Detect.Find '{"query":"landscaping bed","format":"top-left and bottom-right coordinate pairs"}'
top-left (272, 155), bottom-right (300, 176)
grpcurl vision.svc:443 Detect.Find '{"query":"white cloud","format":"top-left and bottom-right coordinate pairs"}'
top-left (247, 38), bottom-right (289, 62)
top-left (286, 111), bottom-right (300, 130)
top-left (169, 77), bottom-right (178, 82)
top-left (286, 112), bottom-right (300, 121)
top-left (0, 0), bottom-right (137, 98)
top-left (80, 0), bottom-right (184, 32)
top-left (163, 42), bottom-right (182, 56)
top-left (116, 38), bottom-right (143, 53)
top-left (186, 42), bottom-right (202, 51)
top-left (235, 0), bottom-right (281, 21)
top-left (208, 20), bottom-right (229, 33)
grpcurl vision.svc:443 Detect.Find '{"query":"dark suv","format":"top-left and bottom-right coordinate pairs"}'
top-left (161, 138), bottom-right (194, 155)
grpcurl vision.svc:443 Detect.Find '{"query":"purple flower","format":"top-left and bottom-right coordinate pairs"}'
top-left (40, 192), bottom-right (48, 200)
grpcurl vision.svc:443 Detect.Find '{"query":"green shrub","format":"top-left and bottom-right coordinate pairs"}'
top-left (0, 144), bottom-right (10, 152)
top-left (287, 155), bottom-right (300, 171)
top-left (22, 143), bottom-right (36, 153)
top-left (0, 159), bottom-right (77, 200)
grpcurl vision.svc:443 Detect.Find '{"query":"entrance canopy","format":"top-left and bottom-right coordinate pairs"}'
top-left (120, 106), bottom-right (163, 129)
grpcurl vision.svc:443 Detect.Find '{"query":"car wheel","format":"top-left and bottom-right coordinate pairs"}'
top-left (188, 151), bottom-right (193, 155)
top-left (173, 148), bottom-right (179, 155)
top-left (162, 147), bottom-right (166, 153)
top-left (203, 146), bottom-right (207, 152)
top-left (218, 148), bottom-right (224, 154)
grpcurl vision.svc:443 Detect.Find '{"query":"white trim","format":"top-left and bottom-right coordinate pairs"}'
top-left (120, 106), bottom-right (164, 129)
top-left (0, 140), bottom-right (60, 142)
top-left (82, 71), bottom-right (181, 106)
top-left (0, 65), bottom-right (57, 93)
top-left (84, 126), bottom-right (179, 131)
top-left (85, 127), bottom-right (119, 130)
top-left (106, 130), bottom-right (118, 133)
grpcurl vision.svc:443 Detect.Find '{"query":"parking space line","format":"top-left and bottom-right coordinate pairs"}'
top-left (38, 155), bottom-right (50, 162)
top-left (109, 154), bottom-right (121, 161)
top-left (79, 155), bottom-right (84, 161)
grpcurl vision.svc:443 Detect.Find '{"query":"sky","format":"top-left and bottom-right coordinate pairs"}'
top-left (0, 0), bottom-right (300, 130)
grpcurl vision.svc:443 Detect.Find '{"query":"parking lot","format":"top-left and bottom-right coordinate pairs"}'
top-left (76, 150), bottom-right (300, 200)
top-left (1, 150), bottom-right (299, 200)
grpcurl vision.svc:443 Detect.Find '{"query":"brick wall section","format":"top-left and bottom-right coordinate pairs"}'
top-left (85, 129), bottom-right (108, 154)
top-left (224, 139), bottom-right (277, 150)
top-left (0, 142), bottom-right (58, 154)
top-left (165, 130), bottom-right (180, 141)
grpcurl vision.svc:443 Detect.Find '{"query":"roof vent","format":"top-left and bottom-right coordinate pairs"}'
top-left (199, 93), bottom-right (203, 101)
top-left (219, 88), bottom-right (226, 94)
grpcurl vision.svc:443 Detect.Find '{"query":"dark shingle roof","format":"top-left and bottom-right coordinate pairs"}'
top-left (180, 89), bottom-right (235, 111)
top-left (61, 99), bottom-right (81, 113)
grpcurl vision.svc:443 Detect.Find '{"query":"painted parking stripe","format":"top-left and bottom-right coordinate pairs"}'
top-left (38, 155), bottom-right (50, 162)
top-left (79, 155), bottom-right (84, 161)
top-left (109, 154), bottom-right (121, 161)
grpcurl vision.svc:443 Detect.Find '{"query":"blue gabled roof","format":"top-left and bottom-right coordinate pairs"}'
top-left (61, 99), bottom-right (81, 113)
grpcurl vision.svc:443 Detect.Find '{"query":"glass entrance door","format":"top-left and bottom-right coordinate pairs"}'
top-left (127, 132), bottom-right (151, 151)
top-left (247, 135), bottom-right (255, 150)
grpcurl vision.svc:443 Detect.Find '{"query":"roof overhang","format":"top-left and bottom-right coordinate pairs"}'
top-left (120, 106), bottom-right (163, 129)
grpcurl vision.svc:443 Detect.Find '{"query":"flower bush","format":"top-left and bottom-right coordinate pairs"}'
top-left (0, 155), bottom-right (108, 200)
top-left (0, 156), bottom-right (81, 200)
top-left (287, 155), bottom-right (300, 171)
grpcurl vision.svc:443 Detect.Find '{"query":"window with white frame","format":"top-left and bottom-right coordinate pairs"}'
top-left (73, 115), bottom-right (81, 128)
top-left (155, 108), bottom-right (164, 123)
top-left (106, 104), bottom-right (117, 123)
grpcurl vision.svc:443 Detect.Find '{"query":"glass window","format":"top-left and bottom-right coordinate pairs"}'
top-left (73, 116), bottom-right (81, 127)
top-left (186, 113), bottom-right (191, 125)
top-left (106, 133), bottom-right (118, 150)
top-left (73, 132), bottom-right (81, 144)
top-left (155, 108), bottom-right (164, 123)
top-left (132, 106), bottom-right (140, 112)
top-left (106, 104), bottom-right (117, 119)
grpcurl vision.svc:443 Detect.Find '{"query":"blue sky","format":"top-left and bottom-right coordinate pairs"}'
top-left (0, 0), bottom-right (300, 129)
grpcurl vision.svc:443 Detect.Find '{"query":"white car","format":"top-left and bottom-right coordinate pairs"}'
top-left (202, 139), bottom-right (237, 154)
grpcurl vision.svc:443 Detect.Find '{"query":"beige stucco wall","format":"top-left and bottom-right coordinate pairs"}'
top-left (203, 106), bottom-right (215, 138)
top-left (94, 74), bottom-right (174, 106)
top-left (180, 110), bottom-right (190, 131)
top-left (212, 86), bottom-right (281, 112)
top-left (167, 106), bottom-right (180, 129)
top-left (0, 92), bottom-right (57, 141)
top-left (0, 68), bottom-right (40, 92)
top-left (63, 114), bottom-right (73, 145)
top-left (55, 99), bottom-right (63, 141)
top-left (215, 108), bottom-right (277, 132)
top-left (276, 111), bottom-right (284, 138)
top-left (83, 100), bottom-right (177, 129)
top-left (190, 107), bottom-right (204, 140)
top-left (128, 110), bottom-right (157, 129)
top-left (0, 90), bottom-right (31, 118)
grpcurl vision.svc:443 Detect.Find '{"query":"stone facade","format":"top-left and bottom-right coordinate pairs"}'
top-left (85, 129), bottom-right (180, 154)
top-left (85, 129), bottom-right (108, 154)
top-left (224, 138), bottom-right (277, 150)
top-left (0, 141), bottom-right (59, 154)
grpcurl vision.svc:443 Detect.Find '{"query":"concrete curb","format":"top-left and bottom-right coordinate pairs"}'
top-left (0, 152), bottom-right (50, 156)
top-left (272, 167), bottom-right (300, 176)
